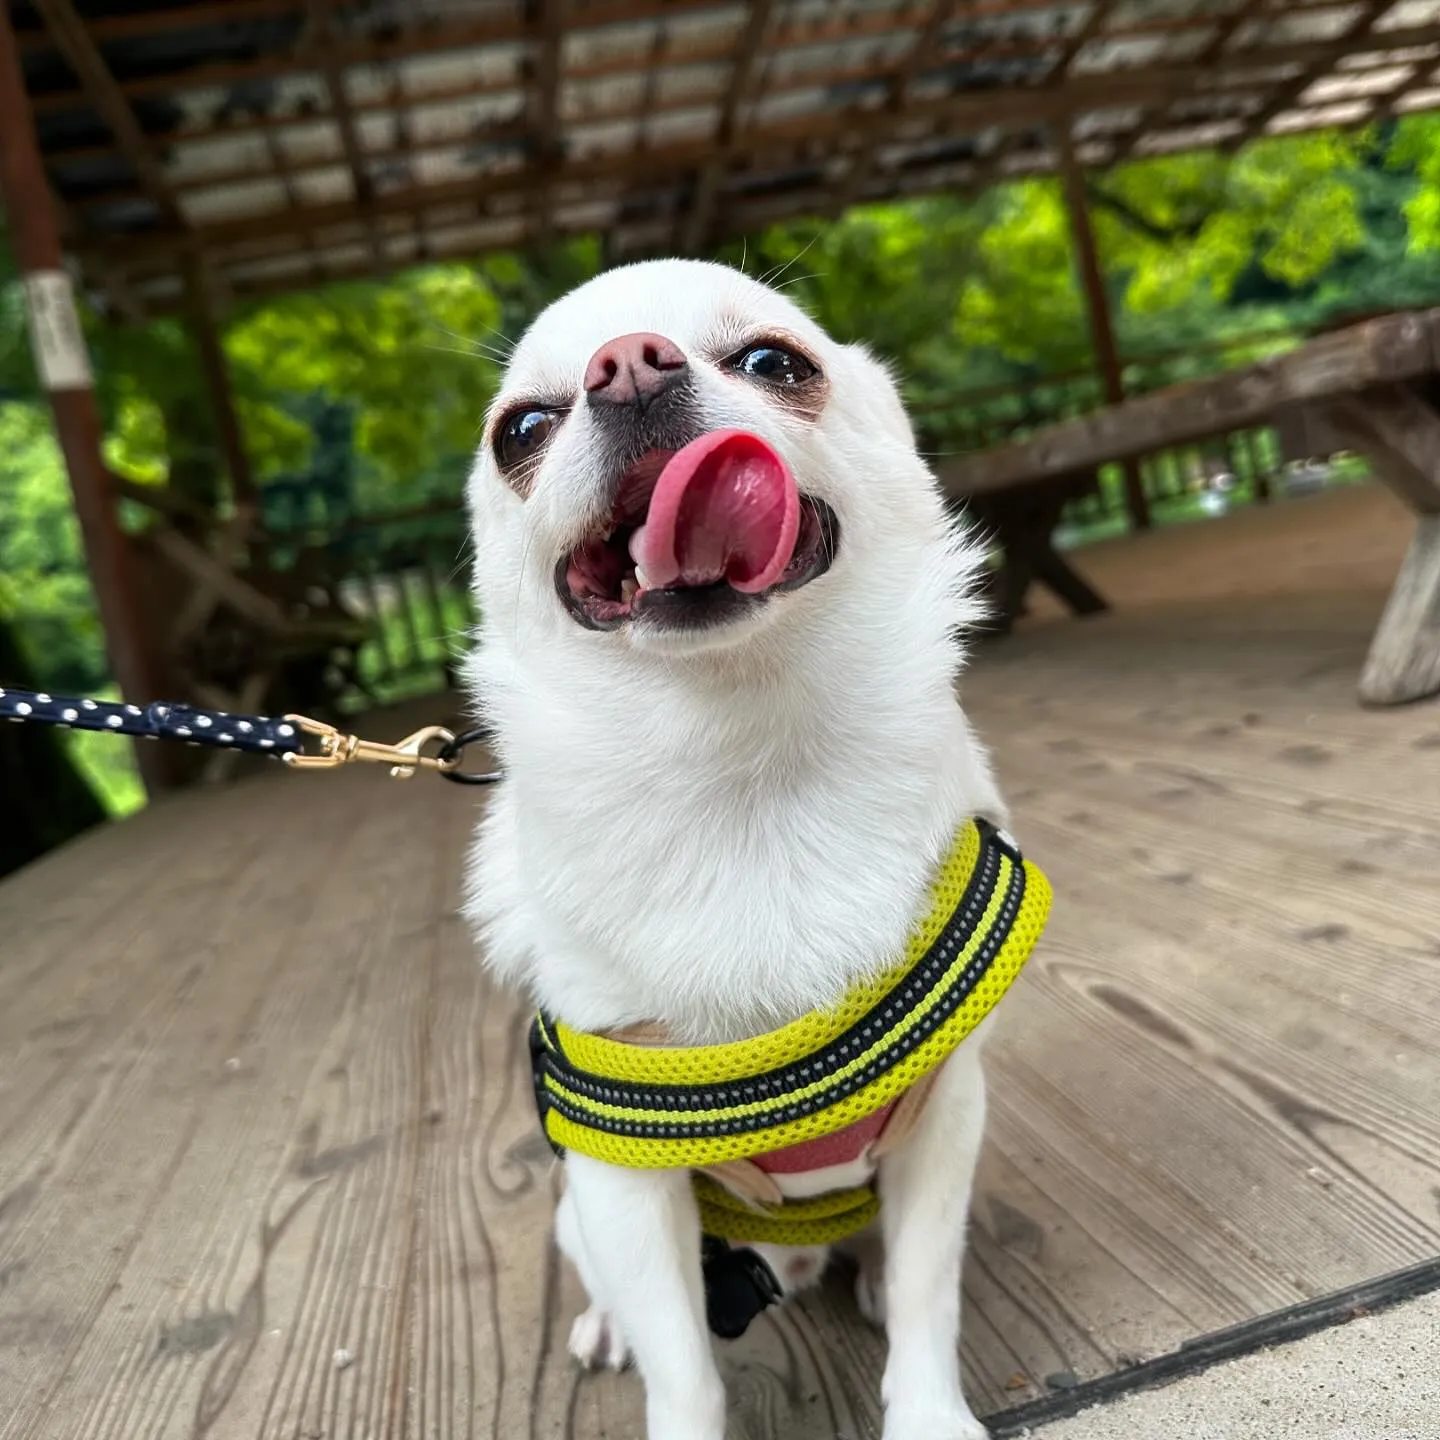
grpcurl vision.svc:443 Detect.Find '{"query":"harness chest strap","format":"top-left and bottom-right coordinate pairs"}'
top-left (529, 818), bottom-right (1052, 1246)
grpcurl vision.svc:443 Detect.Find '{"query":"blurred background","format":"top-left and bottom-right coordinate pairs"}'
top-left (6, 0), bottom-right (1440, 858)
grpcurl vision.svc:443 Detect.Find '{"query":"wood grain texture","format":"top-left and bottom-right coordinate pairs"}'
top-left (2, 488), bottom-right (1438, 1437)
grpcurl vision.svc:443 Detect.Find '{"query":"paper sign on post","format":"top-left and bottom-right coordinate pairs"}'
top-left (22, 270), bottom-right (94, 391)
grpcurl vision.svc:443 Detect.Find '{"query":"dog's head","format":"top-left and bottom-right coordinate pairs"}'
top-left (468, 259), bottom-right (973, 663)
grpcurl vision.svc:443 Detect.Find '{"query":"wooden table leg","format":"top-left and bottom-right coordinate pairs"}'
top-left (1332, 386), bottom-right (1440, 706)
top-left (1022, 534), bottom-right (1109, 618)
top-left (965, 478), bottom-right (1110, 635)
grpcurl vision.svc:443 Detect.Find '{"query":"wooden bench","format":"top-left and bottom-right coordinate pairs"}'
top-left (938, 310), bottom-right (1440, 706)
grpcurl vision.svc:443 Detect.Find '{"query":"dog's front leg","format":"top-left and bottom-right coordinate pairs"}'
top-left (876, 1043), bottom-right (990, 1440)
top-left (564, 1151), bottom-right (727, 1440)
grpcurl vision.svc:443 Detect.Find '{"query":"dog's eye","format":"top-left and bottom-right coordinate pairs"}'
top-left (729, 344), bottom-right (818, 387)
top-left (495, 408), bottom-right (562, 470)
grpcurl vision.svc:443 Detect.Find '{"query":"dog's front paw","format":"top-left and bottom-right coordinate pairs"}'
top-left (568, 1307), bottom-right (631, 1371)
top-left (883, 1406), bottom-right (989, 1440)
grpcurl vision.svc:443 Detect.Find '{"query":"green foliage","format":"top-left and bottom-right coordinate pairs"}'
top-left (0, 403), bottom-right (110, 695)
top-left (8, 124), bottom-right (1440, 840)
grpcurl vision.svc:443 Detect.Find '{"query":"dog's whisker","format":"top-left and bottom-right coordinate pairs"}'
top-left (760, 233), bottom-right (821, 288)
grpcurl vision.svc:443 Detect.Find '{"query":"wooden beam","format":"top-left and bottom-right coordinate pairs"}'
top-left (78, 60), bottom-right (1224, 269)
top-left (31, 0), bottom-right (186, 229)
top-left (938, 311), bottom-right (1440, 499)
top-left (25, 0), bottom-right (912, 117)
top-left (1237, 0), bottom-right (1393, 145)
top-left (180, 252), bottom-right (258, 512)
top-left (37, 1), bottom-right (1261, 167)
top-left (679, 0), bottom-right (775, 255)
top-left (1326, 385), bottom-right (1440, 705)
top-left (528, 0), bottom-right (567, 252)
top-left (837, 0), bottom-right (954, 211)
top-left (1109, 0), bottom-right (1268, 166)
top-left (0, 2), bottom-right (178, 794)
top-left (307, 0), bottom-right (385, 270)
top-left (1331, 386), bottom-right (1440, 517)
top-left (66, 50), bottom-right (897, 214)
top-left (52, 14), bottom-right (1440, 212)
top-left (1056, 125), bottom-right (1150, 529)
top-left (86, 14), bottom-right (1440, 275)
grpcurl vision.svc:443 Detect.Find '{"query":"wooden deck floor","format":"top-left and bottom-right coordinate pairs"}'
top-left (2, 484), bottom-right (1437, 1439)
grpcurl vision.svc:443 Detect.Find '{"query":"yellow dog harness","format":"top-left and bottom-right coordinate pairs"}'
top-left (529, 818), bottom-right (1051, 1265)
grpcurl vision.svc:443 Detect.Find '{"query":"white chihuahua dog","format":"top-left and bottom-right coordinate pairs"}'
top-left (463, 259), bottom-right (1017, 1440)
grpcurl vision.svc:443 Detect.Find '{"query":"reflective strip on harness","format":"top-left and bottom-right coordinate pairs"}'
top-left (528, 820), bottom-right (1052, 1189)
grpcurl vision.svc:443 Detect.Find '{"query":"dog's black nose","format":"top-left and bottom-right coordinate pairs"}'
top-left (584, 332), bottom-right (688, 410)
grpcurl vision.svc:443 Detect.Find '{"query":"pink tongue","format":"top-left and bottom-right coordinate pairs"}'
top-left (630, 430), bottom-right (800, 594)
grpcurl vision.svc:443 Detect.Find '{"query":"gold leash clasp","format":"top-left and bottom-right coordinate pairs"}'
top-left (280, 714), bottom-right (461, 779)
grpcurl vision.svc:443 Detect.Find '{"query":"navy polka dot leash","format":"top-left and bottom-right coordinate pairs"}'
top-left (0, 685), bottom-right (500, 785)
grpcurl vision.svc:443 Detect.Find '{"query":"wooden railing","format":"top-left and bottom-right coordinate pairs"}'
top-left (261, 500), bottom-right (476, 710)
top-left (269, 316), bottom-right (1380, 704)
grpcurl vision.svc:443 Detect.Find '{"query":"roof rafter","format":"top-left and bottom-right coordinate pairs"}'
top-left (1235, 0), bottom-right (1396, 144)
top-left (306, 0), bottom-right (386, 271)
top-left (679, 0), bottom-right (776, 256)
top-left (30, 0), bottom-right (186, 230)
top-left (528, 0), bottom-right (568, 251)
top-left (837, 0), bottom-right (957, 212)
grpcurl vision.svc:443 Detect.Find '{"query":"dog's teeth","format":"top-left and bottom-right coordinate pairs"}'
top-left (634, 564), bottom-right (653, 591)
top-left (620, 577), bottom-right (638, 605)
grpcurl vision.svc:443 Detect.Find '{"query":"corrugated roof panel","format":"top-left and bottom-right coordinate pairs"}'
top-left (180, 177), bottom-right (291, 225)
top-left (1268, 96), bottom-right (1375, 129)
top-left (1075, 105), bottom-right (1147, 137)
top-left (645, 106), bottom-right (723, 144)
top-left (272, 120), bottom-right (344, 169)
top-left (395, 46), bottom-right (525, 98)
top-left (1305, 63), bottom-right (1416, 100)
top-left (1110, 0), bottom-right (1230, 23)
top-left (163, 132), bottom-right (274, 185)
top-left (1378, 0), bottom-right (1440, 28)
top-left (1339, 42), bottom-right (1440, 66)
top-left (291, 165), bottom-right (354, 206)
top-left (1233, 5), bottom-right (1367, 48)
top-left (1136, 118), bottom-right (1248, 152)
top-left (569, 117), bottom-right (644, 158)
top-left (356, 112), bottom-right (399, 153)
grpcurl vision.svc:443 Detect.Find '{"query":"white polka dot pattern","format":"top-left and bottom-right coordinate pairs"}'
top-left (0, 688), bottom-right (305, 759)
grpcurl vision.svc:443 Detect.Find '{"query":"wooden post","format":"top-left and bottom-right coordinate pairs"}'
top-left (1056, 127), bottom-right (1151, 530)
top-left (0, 4), bottom-right (177, 794)
top-left (181, 252), bottom-right (258, 512)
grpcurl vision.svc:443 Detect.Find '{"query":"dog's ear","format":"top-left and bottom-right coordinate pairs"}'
top-left (841, 341), bottom-right (916, 445)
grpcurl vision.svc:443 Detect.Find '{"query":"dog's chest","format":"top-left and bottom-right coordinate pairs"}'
top-left (523, 778), bottom-right (943, 1038)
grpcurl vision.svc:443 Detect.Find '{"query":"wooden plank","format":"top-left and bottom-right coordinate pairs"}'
top-left (101, 28), bottom-right (1440, 270)
top-left (1326, 386), bottom-right (1440, 704)
top-left (940, 313), bottom-right (1440, 500)
top-left (2, 505), bottom-right (1438, 1437)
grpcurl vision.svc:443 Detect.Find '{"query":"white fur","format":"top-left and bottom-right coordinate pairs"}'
top-left (463, 259), bottom-right (1009, 1440)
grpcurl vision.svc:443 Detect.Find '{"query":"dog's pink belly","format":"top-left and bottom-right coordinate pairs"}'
top-left (751, 1101), bottom-right (898, 1174)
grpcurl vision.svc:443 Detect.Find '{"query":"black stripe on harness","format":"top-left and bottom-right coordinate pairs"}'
top-left (529, 821), bottom-right (1025, 1145)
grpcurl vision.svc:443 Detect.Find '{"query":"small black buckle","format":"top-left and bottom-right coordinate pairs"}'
top-left (701, 1236), bottom-right (783, 1340)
